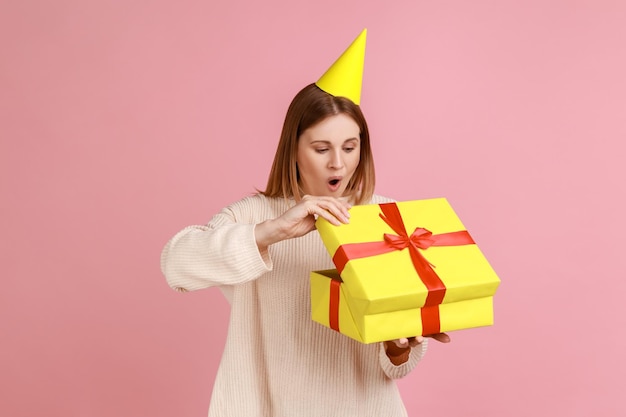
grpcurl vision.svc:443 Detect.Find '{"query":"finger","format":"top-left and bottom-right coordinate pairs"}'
top-left (393, 338), bottom-right (409, 348)
top-left (408, 336), bottom-right (424, 347)
top-left (426, 333), bottom-right (451, 343)
top-left (301, 198), bottom-right (342, 226)
top-left (313, 195), bottom-right (351, 211)
top-left (311, 199), bottom-right (350, 225)
top-left (337, 196), bottom-right (353, 210)
top-left (312, 206), bottom-right (344, 226)
top-left (319, 197), bottom-right (351, 221)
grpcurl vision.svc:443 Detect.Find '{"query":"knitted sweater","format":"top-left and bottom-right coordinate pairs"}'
top-left (161, 193), bottom-right (427, 417)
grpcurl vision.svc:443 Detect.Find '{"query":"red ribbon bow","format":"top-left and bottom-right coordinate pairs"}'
top-left (329, 202), bottom-right (475, 336)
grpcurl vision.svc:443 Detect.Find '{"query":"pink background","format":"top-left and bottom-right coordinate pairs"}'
top-left (2, 1), bottom-right (624, 416)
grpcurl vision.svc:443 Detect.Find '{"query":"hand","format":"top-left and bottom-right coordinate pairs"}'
top-left (389, 333), bottom-right (451, 349)
top-left (384, 334), bottom-right (451, 366)
top-left (255, 195), bottom-right (351, 249)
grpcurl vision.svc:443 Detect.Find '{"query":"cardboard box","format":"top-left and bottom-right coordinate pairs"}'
top-left (310, 198), bottom-right (500, 343)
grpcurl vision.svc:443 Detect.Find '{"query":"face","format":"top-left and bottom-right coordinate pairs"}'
top-left (296, 113), bottom-right (361, 197)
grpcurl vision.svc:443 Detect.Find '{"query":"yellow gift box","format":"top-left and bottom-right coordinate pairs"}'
top-left (310, 198), bottom-right (500, 344)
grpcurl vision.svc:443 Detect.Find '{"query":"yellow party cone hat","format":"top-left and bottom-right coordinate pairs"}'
top-left (316, 29), bottom-right (367, 105)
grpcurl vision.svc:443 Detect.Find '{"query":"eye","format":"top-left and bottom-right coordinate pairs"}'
top-left (315, 148), bottom-right (329, 154)
top-left (343, 147), bottom-right (355, 153)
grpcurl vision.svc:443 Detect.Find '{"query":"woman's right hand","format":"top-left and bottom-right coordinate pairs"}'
top-left (255, 195), bottom-right (352, 250)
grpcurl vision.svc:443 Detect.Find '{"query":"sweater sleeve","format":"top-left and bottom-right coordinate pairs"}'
top-left (378, 339), bottom-right (428, 379)
top-left (160, 204), bottom-right (273, 292)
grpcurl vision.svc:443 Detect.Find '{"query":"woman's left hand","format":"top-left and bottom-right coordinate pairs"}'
top-left (389, 333), bottom-right (451, 349)
top-left (384, 334), bottom-right (451, 365)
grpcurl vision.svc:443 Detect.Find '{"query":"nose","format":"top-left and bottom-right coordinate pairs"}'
top-left (328, 150), bottom-right (344, 169)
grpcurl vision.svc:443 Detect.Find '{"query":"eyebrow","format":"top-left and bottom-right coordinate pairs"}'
top-left (309, 137), bottom-right (360, 145)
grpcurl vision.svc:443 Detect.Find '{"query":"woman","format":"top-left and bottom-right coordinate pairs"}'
top-left (161, 33), bottom-right (448, 417)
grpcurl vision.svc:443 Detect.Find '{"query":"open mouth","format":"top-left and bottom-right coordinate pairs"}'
top-left (327, 177), bottom-right (342, 191)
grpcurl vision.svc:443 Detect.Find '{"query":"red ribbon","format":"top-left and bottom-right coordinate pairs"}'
top-left (329, 279), bottom-right (341, 332)
top-left (328, 202), bottom-right (475, 335)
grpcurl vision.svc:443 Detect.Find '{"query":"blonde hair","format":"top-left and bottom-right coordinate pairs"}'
top-left (261, 83), bottom-right (375, 205)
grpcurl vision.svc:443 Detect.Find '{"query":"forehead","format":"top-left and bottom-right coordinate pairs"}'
top-left (300, 114), bottom-right (360, 143)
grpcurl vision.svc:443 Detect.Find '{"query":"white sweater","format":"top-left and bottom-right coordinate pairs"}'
top-left (161, 193), bottom-right (427, 417)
